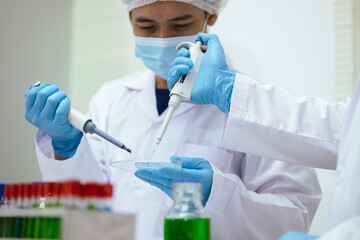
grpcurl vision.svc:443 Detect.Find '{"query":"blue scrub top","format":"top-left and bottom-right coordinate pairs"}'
top-left (155, 88), bottom-right (170, 115)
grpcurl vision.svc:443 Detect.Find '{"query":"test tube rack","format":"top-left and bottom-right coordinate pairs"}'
top-left (0, 209), bottom-right (135, 240)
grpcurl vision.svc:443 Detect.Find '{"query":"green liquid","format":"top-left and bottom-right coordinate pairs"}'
top-left (21, 217), bottom-right (27, 238)
top-left (14, 217), bottom-right (22, 238)
top-left (53, 218), bottom-right (62, 239)
top-left (164, 218), bottom-right (211, 240)
top-left (25, 217), bottom-right (34, 238)
top-left (150, 149), bottom-right (156, 161)
top-left (0, 217), bottom-right (4, 237)
top-left (5, 217), bottom-right (14, 238)
top-left (33, 217), bottom-right (41, 238)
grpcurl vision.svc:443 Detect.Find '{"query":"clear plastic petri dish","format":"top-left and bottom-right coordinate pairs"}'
top-left (134, 158), bottom-right (181, 169)
top-left (109, 152), bottom-right (181, 172)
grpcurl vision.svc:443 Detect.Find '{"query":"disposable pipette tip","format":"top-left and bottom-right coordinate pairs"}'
top-left (122, 146), bottom-right (132, 153)
top-left (149, 143), bottom-right (159, 161)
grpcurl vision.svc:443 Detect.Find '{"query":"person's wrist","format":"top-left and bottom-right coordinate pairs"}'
top-left (213, 69), bottom-right (236, 114)
top-left (51, 131), bottom-right (83, 158)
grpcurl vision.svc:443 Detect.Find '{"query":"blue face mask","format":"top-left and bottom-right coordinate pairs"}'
top-left (135, 34), bottom-right (198, 80)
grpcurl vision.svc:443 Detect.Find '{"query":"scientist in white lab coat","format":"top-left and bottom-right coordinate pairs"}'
top-left (24, 1), bottom-right (322, 239)
top-left (168, 33), bottom-right (360, 238)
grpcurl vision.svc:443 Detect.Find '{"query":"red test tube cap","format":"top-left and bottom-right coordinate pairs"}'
top-left (84, 183), bottom-right (98, 198)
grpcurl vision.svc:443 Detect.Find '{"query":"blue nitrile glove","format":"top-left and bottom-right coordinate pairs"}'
top-left (24, 83), bottom-right (82, 158)
top-left (168, 33), bottom-right (236, 114)
top-left (278, 231), bottom-right (318, 240)
top-left (135, 156), bottom-right (213, 206)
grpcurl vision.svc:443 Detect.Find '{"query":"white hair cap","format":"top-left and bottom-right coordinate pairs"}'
top-left (122, 0), bottom-right (228, 14)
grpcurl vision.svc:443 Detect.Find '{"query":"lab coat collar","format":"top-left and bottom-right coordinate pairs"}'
top-left (124, 70), bottom-right (196, 122)
top-left (123, 70), bottom-right (155, 90)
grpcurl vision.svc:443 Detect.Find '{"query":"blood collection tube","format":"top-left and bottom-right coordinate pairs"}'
top-left (30, 183), bottom-right (39, 208)
top-left (3, 184), bottom-right (11, 209)
top-left (23, 183), bottom-right (32, 209)
top-left (61, 181), bottom-right (81, 208)
top-left (99, 183), bottom-right (113, 212)
top-left (11, 184), bottom-right (19, 209)
top-left (83, 182), bottom-right (99, 210)
top-left (17, 184), bottom-right (25, 209)
top-left (52, 182), bottom-right (62, 207)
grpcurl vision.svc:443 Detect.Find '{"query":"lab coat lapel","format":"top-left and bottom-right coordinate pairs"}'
top-left (136, 85), bottom-right (158, 121)
top-left (124, 71), bottom-right (158, 121)
top-left (123, 70), bottom-right (197, 122)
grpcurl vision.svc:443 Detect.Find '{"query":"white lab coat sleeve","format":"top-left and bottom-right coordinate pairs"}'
top-left (318, 217), bottom-right (360, 240)
top-left (332, 77), bottom-right (360, 226)
top-left (35, 130), bottom-right (106, 182)
top-left (222, 73), bottom-right (350, 170)
top-left (205, 155), bottom-right (321, 240)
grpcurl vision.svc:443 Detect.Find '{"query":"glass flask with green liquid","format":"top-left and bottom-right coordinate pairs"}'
top-left (164, 181), bottom-right (211, 240)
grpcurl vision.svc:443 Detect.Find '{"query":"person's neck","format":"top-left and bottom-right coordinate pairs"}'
top-left (155, 75), bottom-right (168, 89)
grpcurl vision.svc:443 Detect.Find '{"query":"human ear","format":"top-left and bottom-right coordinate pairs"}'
top-left (207, 14), bottom-right (218, 26)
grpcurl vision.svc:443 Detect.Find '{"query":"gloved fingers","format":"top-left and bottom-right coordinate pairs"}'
top-left (177, 48), bottom-right (190, 58)
top-left (278, 231), bottom-right (318, 240)
top-left (24, 83), bottom-right (51, 110)
top-left (197, 33), bottom-right (217, 46)
top-left (135, 173), bottom-right (173, 197)
top-left (167, 65), bottom-right (192, 90)
top-left (171, 156), bottom-right (211, 170)
top-left (40, 90), bottom-right (67, 122)
top-left (31, 85), bottom-right (60, 117)
top-left (197, 33), bottom-right (223, 52)
top-left (24, 82), bottom-right (48, 97)
top-left (53, 97), bottom-right (71, 125)
top-left (135, 168), bottom-right (173, 189)
top-left (157, 167), bottom-right (201, 182)
top-left (171, 57), bottom-right (193, 68)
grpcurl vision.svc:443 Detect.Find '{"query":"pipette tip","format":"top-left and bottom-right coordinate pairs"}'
top-left (149, 142), bottom-right (159, 161)
top-left (122, 145), bottom-right (132, 153)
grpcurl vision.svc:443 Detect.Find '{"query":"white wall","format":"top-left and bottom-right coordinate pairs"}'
top-left (0, 0), bottom-right (72, 182)
top-left (211, 0), bottom-right (336, 235)
top-left (69, 0), bottom-right (145, 112)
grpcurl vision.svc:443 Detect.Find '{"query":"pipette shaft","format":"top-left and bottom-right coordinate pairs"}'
top-left (68, 107), bottom-right (132, 153)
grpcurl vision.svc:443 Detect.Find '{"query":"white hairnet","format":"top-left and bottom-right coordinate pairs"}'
top-left (122, 0), bottom-right (228, 14)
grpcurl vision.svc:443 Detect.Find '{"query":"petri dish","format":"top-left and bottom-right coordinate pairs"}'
top-left (135, 159), bottom-right (181, 169)
top-left (109, 152), bottom-right (181, 172)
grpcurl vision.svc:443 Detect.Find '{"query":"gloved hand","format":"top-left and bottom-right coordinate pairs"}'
top-left (24, 83), bottom-right (83, 158)
top-left (135, 156), bottom-right (213, 206)
top-left (278, 231), bottom-right (318, 240)
top-left (167, 33), bottom-right (236, 114)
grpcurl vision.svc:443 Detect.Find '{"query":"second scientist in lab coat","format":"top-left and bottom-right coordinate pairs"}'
top-left (169, 32), bottom-right (359, 238)
top-left (169, 33), bottom-right (350, 171)
top-left (25, 1), bottom-right (321, 239)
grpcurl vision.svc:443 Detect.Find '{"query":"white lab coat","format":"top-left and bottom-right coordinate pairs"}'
top-left (331, 78), bottom-right (360, 230)
top-left (35, 70), bottom-right (321, 240)
top-left (318, 217), bottom-right (360, 240)
top-left (222, 73), bottom-right (360, 238)
top-left (222, 73), bottom-right (350, 170)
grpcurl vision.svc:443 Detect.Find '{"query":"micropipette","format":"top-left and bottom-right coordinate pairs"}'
top-left (151, 41), bottom-right (204, 157)
top-left (30, 81), bottom-right (134, 154)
